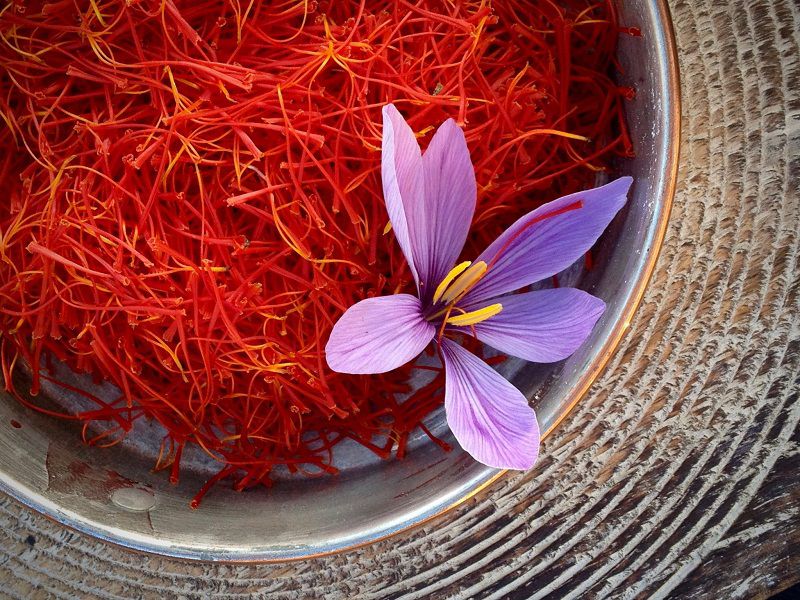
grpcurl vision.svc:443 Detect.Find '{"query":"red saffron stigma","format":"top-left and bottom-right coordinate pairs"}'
top-left (0, 0), bottom-right (634, 505)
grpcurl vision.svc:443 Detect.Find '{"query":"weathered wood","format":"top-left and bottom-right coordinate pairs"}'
top-left (1, 0), bottom-right (799, 597)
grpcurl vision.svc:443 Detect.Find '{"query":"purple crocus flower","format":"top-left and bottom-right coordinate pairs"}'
top-left (326, 104), bottom-right (632, 470)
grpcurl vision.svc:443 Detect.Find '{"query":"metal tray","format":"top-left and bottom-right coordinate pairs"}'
top-left (0, 0), bottom-right (680, 562)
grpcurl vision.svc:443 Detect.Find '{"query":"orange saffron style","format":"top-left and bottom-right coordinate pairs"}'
top-left (0, 0), bottom-right (634, 505)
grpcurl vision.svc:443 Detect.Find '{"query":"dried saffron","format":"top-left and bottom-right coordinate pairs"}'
top-left (0, 0), bottom-right (633, 505)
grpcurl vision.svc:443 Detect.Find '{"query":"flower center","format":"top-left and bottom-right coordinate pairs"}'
top-left (427, 260), bottom-right (502, 327)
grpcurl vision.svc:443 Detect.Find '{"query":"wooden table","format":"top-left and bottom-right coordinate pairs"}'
top-left (1, 0), bottom-right (798, 597)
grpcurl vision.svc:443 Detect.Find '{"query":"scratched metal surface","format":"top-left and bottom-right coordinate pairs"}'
top-left (1, 0), bottom-right (799, 597)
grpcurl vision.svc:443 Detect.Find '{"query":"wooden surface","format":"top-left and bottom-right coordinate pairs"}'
top-left (1, 0), bottom-right (799, 597)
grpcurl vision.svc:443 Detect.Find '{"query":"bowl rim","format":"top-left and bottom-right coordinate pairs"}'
top-left (0, 0), bottom-right (681, 563)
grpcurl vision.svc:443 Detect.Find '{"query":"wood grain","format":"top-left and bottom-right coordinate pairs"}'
top-left (1, 0), bottom-right (799, 597)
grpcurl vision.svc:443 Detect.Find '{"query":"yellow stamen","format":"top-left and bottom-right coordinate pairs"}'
top-left (439, 261), bottom-right (487, 305)
top-left (383, 221), bottom-right (392, 235)
top-left (445, 303), bottom-right (503, 327)
top-left (433, 260), bottom-right (472, 303)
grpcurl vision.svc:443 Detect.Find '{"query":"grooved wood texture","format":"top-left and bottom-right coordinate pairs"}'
top-left (1, 0), bottom-right (799, 597)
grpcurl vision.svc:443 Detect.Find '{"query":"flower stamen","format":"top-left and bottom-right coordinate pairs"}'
top-left (438, 260), bottom-right (487, 305)
top-left (433, 260), bottom-right (472, 304)
top-left (445, 303), bottom-right (503, 327)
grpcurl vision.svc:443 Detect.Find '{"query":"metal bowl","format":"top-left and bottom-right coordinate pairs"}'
top-left (0, 0), bottom-right (679, 561)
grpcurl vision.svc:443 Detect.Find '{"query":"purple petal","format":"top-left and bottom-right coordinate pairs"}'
top-left (440, 338), bottom-right (540, 470)
top-left (382, 104), bottom-right (424, 286)
top-left (326, 294), bottom-right (434, 374)
top-left (382, 105), bottom-right (477, 295)
top-left (415, 118), bottom-right (476, 302)
top-left (463, 177), bottom-right (632, 305)
top-left (459, 289), bottom-right (605, 363)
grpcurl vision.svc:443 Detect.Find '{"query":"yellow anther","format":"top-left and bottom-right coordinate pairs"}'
top-left (383, 221), bottom-right (392, 235)
top-left (446, 303), bottom-right (503, 327)
top-left (439, 261), bottom-right (487, 305)
top-left (433, 260), bottom-right (472, 304)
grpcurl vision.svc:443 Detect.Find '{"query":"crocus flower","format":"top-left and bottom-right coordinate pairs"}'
top-left (326, 104), bottom-right (632, 470)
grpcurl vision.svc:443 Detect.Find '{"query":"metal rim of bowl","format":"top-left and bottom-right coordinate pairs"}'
top-left (0, 0), bottom-right (681, 563)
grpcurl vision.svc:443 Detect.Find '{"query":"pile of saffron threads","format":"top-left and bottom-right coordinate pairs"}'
top-left (0, 0), bottom-right (635, 505)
